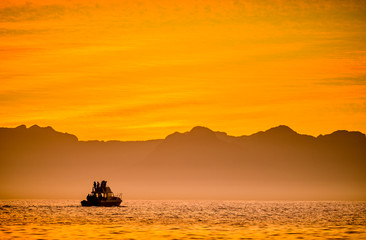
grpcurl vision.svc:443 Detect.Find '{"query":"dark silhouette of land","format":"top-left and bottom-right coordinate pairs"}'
top-left (0, 125), bottom-right (365, 200)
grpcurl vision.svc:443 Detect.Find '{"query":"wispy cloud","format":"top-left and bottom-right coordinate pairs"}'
top-left (89, 100), bottom-right (205, 119)
top-left (0, 28), bottom-right (47, 36)
top-left (318, 75), bottom-right (366, 86)
top-left (0, 3), bottom-right (66, 22)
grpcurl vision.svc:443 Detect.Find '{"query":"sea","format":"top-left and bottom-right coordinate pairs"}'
top-left (0, 200), bottom-right (365, 239)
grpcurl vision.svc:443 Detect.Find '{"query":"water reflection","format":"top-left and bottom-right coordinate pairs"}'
top-left (0, 200), bottom-right (365, 239)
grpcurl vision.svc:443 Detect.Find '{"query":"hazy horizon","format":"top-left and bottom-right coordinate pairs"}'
top-left (1, 124), bottom-right (365, 200)
top-left (2, 123), bottom-right (365, 142)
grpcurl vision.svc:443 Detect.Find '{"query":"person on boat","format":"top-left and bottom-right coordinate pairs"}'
top-left (101, 180), bottom-right (106, 191)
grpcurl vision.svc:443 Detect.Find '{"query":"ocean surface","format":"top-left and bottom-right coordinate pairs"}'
top-left (0, 200), bottom-right (365, 239)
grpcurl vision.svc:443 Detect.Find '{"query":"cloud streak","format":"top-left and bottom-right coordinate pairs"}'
top-left (318, 75), bottom-right (366, 86)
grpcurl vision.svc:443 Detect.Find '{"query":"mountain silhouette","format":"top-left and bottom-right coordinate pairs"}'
top-left (0, 125), bottom-right (365, 200)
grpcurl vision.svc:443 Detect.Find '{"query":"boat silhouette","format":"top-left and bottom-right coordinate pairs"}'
top-left (81, 180), bottom-right (122, 206)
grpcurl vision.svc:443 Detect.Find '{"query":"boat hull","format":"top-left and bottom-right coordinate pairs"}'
top-left (81, 198), bottom-right (122, 207)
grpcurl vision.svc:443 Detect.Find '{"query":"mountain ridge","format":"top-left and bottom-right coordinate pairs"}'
top-left (0, 124), bottom-right (365, 200)
top-left (1, 124), bottom-right (364, 142)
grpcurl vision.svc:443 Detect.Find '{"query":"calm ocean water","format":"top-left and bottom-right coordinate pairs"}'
top-left (0, 200), bottom-right (365, 239)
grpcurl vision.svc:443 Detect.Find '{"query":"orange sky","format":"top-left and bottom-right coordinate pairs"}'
top-left (1, 0), bottom-right (366, 140)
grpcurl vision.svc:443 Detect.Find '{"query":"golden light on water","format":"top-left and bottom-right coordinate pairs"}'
top-left (1, 200), bottom-right (365, 239)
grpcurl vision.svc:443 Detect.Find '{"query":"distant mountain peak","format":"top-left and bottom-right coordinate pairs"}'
top-left (29, 125), bottom-right (55, 132)
top-left (189, 126), bottom-right (214, 134)
top-left (16, 124), bottom-right (26, 129)
top-left (247, 125), bottom-right (302, 141)
top-left (164, 126), bottom-right (217, 143)
top-left (0, 124), bottom-right (78, 142)
top-left (330, 130), bottom-right (365, 136)
top-left (187, 126), bottom-right (216, 138)
top-left (265, 125), bottom-right (297, 135)
top-left (318, 129), bottom-right (366, 142)
top-left (29, 124), bottom-right (41, 129)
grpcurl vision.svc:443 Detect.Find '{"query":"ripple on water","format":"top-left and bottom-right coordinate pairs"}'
top-left (0, 200), bottom-right (365, 239)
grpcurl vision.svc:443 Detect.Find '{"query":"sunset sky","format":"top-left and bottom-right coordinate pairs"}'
top-left (1, 0), bottom-right (366, 140)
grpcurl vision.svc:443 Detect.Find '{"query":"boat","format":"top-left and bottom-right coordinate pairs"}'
top-left (81, 180), bottom-right (122, 207)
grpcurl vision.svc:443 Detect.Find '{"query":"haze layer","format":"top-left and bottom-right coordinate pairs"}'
top-left (1, 125), bottom-right (365, 200)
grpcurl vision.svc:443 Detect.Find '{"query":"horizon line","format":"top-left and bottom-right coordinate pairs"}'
top-left (1, 124), bottom-right (365, 142)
